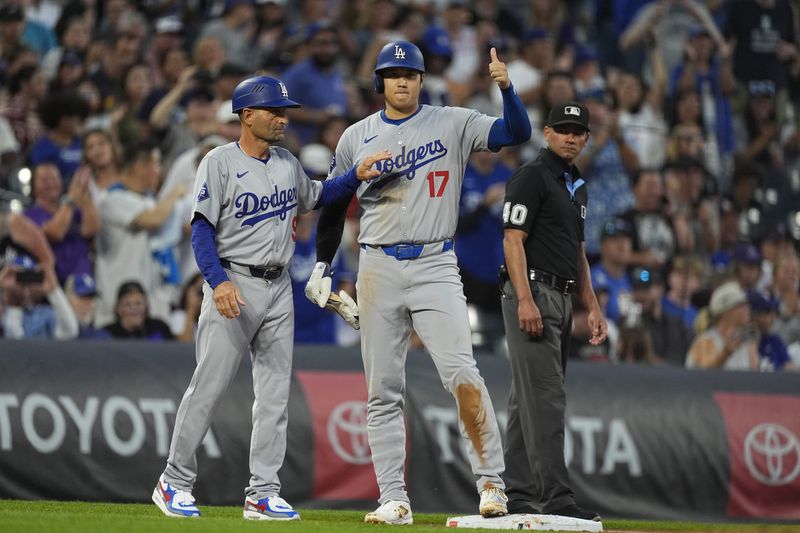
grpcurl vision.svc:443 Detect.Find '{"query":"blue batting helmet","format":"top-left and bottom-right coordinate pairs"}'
top-left (231, 75), bottom-right (301, 113)
top-left (373, 41), bottom-right (425, 94)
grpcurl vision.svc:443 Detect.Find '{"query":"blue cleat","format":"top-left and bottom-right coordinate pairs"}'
top-left (152, 475), bottom-right (200, 518)
top-left (243, 496), bottom-right (300, 521)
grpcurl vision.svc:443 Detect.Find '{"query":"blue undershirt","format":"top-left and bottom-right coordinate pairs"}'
top-left (487, 83), bottom-right (532, 151)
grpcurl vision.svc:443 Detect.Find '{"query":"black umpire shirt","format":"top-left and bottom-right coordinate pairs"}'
top-left (502, 147), bottom-right (587, 281)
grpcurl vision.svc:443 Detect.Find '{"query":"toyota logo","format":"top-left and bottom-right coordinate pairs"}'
top-left (743, 423), bottom-right (800, 486)
top-left (327, 401), bottom-right (371, 465)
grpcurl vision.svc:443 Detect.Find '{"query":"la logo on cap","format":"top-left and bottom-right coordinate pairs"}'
top-left (279, 82), bottom-right (288, 98)
top-left (565, 106), bottom-right (580, 116)
top-left (394, 45), bottom-right (406, 59)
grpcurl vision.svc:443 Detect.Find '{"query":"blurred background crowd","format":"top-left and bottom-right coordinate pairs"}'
top-left (0, 0), bottom-right (799, 372)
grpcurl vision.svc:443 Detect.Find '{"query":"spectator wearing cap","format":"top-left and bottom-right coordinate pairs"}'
top-left (0, 257), bottom-right (78, 340)
top-left (199, 0), bottom-right (258, 71)
top-left (618, 168), bottom-right (676, 270)
top-left (524, 0), bottom-right (575, 69)
top-left (572, 47), bottom-right (605, 96)
top-left (662, 254), bottom-right (706, 330)
top-left (418, 25), bottom-right (454, 108)
top-left (40, 15), bottom-right (90, 83)
top-left (630, 267), bottom-right (694, 365)
top-left (48, 49), bottom-right (86, 94)
top-left (65, 273), bottom-right (111, 339)
top-left (144, 16), bottom-right (185, 89)
top-left (771, 251), bottom-right (800, 352)
top-left (748, 289), bottom-right (796, 371)
top-left (282, 21), bottom-right (349, 146)
top-left (576, 88), bottom-right (639, 257)
top-left (25, 162), bottom-right (99, 285)
top-left (591, 218), bottom-right (634, 323)
top-left (758, 225), bottom-right (798, 292)
top-left (686, 280), bottom-right (758, 370)
top-left (731, 242), bottom-right (762, 290)
top-left (103, 280), bottom-right (175, 340)
top-left (710, 198), bottom-right (743, 273)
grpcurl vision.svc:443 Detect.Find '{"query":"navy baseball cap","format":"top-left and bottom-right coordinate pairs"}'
top-left (521, 27), bottom-right (550, 44)
top-left (600, 217), bottom-right (633, 241)
top-left (733, 242), bottom-right (761, 265)
top-left (547, 101), bottom-right (590, 131)
top-left (747, 289), bottom-right (777, 313)
top-left (422, 26), bottom-right (453, 57)
top-left (67, 273), bottom-right (99, 297)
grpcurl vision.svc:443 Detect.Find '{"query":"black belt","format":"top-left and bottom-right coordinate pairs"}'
top-left (220, 258), bottom-right (283, 280)
top-left (529, 268), bottom-right (576, 294)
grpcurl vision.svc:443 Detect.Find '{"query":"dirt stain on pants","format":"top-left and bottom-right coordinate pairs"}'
top-left (456, 383), bottom-right (488, 466)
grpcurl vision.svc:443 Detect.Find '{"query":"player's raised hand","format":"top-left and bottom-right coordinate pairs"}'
top-left (213, 280), bottom-right (246, 319)
top-left (355, 150), bottom-right (392, 181)
top-left (488, 47), bottom-right (510, 90)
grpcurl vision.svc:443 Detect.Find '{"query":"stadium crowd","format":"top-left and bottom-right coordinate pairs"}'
top-left (0, 0), bottom-right (798, 371)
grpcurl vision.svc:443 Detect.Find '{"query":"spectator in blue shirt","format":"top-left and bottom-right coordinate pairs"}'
top-left (283, 21), bottom-right (349, 145)
top-left (456, 151), bottom-right (511, 315)
top-left (65, 273), bottom-right (111, 340)
top-left (591, 217), bottom-right (634, 324)
top-left (748, 289), bottom-right (795, 371)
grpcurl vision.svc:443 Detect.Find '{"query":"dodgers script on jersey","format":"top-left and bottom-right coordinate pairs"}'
top-left (193, 143), bottom-right (322, 266)
top-left (329, 105), bottom-right (496, 245)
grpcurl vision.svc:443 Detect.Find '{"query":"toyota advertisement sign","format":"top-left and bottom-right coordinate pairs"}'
top-left (1, 339), bottom-right (799, 520)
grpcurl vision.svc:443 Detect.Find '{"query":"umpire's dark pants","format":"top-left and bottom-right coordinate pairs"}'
top-left (500, 279), bottom-right (575, 513)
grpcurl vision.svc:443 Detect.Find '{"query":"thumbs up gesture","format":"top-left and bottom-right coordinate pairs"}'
top-left (488, 47), bottom-right (510, 90)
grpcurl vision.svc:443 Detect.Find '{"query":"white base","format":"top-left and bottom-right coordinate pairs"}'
top-left (445, 513), bottom-right (603, 531)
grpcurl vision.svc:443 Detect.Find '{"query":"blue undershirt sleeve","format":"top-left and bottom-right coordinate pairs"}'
top-left (191, 216), bottom-right (229, 289)
top-left (315, 166), bottom-right (360, 208)
top-left (488, 83), bottom-right (532, 151)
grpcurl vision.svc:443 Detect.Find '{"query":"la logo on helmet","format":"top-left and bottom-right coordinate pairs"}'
top-left (279, 82), bottom-right (288, 98)
top-left (394, 45), bottom-right (406, 59)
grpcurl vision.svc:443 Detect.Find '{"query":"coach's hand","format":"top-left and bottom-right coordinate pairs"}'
top-left (305, 262), bottom-right (332, 308)
top-left (214, 280), bottom-right (245, 319)
top-left (355, 150), bottom-right (392, 181)
top-left (587, 307), bottom-right (607, 345)
top-left (488, 47), bottom-right (510, 90)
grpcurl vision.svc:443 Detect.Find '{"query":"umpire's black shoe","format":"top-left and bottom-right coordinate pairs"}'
top-left (507, 500), bottom-right (538, 515)
top-left (548, 504), bottom-right (601, 521)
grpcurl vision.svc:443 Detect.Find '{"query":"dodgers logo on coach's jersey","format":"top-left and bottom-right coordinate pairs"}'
top-left (372, 139), bottom-right (448, 188)
top-left (234, 186), bottom-right (298, 227)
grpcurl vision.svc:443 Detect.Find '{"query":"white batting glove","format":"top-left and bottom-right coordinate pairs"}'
top-left (326, 290), bottom-right (360, 330)
top-left (305, 262), bottom-right (332, 308)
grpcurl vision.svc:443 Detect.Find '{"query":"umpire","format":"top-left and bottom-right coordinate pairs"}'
top-left (499, 101), bottom-right (607, 521)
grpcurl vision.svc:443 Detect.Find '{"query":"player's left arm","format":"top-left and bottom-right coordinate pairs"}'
top-left (486, 47), bottom-right (532, 151)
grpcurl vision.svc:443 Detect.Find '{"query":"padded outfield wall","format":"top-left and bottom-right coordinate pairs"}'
top-left (0, 339), bottom-right (798, 520)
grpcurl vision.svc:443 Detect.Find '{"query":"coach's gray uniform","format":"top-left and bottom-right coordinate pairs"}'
top-left (164, 143), bottom-right (321, 499)
top-left (330, 105), bottom-right (505, 503)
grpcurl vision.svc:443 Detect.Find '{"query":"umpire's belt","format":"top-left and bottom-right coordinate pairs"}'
top-left (529, 268), bottom-right (576, 294)
top-left (360, 239), bottom-right (454, 260)
top-left (220, 258), bottom-right (283, 280)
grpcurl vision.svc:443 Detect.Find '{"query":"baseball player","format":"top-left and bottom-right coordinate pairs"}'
top-left (305, 41), bottom-right (531, 524)
top-left (152, 75), bottom-right (388, 520)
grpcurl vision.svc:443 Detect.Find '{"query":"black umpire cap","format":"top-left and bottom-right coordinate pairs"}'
top-left (547, 101), bottom-right (590, 131)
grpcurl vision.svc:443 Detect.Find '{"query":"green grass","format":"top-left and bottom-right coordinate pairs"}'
top-left (0, 501), bottom-right (797, 533)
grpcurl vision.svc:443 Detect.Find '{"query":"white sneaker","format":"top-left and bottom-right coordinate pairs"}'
top-left (479, 486), bottom-right (508, 518)
top-left (364, 500), bottom-right (413, 525)
top-left (152, 475), bottom-right (200, 518)
top-left (243, 496), bottom-right (300, 520)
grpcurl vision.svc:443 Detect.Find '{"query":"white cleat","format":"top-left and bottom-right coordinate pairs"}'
top-left (243, 496), bottom-right (300, 520)
top-left (151, 475), bottom-right (200, 518)
top-left (364, 500), bottom-right (413, 525)
top-left (479, 486), bottom-right (509, 518)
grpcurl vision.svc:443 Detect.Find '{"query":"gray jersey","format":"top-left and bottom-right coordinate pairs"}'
top-left (329, 105), bottom-right (496, 245)
top-left (193, 143), bottom-right (322, 266)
